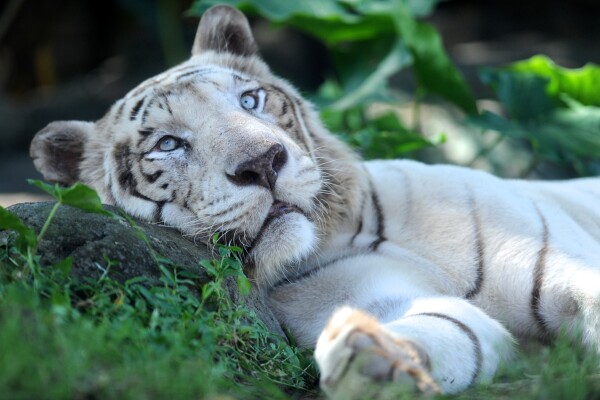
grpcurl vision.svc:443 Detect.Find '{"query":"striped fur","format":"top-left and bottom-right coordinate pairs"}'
top-left (31, 5), bottom-right (600, 396)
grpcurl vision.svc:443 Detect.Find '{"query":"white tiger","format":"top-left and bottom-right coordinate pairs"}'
top-left (30, 5), bottom-right (600, 396)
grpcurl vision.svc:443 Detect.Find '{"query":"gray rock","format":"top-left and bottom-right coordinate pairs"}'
top-left (4, 201), bottom-right (284, 336)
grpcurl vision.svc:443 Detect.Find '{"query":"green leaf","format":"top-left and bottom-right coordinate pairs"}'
top-left (0, 206), bottom-right (37, 251)
top-left (28, 180), bottom-right (60, 199)
top-left (337, 111), bottom-right (442, 159)
top-left (236, 275), bottom-right (251, 296)
top-left (469, 105), bottom-right (600, 164)
top-left (476, 56), bottom-right (600, 174)
top-left (479, 69), bottom-right (556, 120)
top-left (158, 265), bottom-right (176, 286)
top-left (28, 180), bottom-right (113, 217)
top-left (53, 256), bottom-right (73, 276)
top-left (394, 11), bottom-right (477, 114)
top-left (329, 39), bottom-right (412, 110)
top-left (55, 184), bottom-right (113, 216)
top-left (541, 103), bottom-right (600, 158)
top-left (509, 55), bottom-right (600, 106)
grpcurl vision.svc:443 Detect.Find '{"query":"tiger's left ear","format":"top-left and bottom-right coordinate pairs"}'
top-left (30, 120), bottom-right (94, 186)
top-left (192, 5), bottom-right (257, 57)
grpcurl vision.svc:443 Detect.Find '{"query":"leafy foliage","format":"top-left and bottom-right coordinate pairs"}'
top-left (470, 56), bottom-right (600, 176)
top-left (322, 108), bottom-right (445, 159)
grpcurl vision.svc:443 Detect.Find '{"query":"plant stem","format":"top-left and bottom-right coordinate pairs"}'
top-left (25, 246), bottom-right (39, 288)
top-left (412, 89), bottom-right (424, 133)
top-left (37, 202), bottom-right (61, 245)
top-left (468, 134), bottom-right (505, 166)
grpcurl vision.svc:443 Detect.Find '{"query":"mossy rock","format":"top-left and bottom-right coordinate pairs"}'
top-left (4, 201), bottom-right (283, 336)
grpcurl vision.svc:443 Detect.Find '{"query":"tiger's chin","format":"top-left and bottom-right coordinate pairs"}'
top-left (246, 205), bottom-right (317, 287)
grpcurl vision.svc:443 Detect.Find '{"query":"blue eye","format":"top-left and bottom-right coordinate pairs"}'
top-left (156, 136), bottom-right (180, 152)
top-left (241, 93), bottom-right (258, 110)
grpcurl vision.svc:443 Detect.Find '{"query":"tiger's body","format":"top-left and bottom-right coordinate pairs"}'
top-left (30, 5), bottom-right (600, 396)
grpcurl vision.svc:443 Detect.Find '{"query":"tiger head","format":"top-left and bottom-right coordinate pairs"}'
top-left (30, 5), bottom-right (362, 286)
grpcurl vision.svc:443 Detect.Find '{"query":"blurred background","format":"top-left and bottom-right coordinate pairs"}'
top-left (1, 0), bottom-right (600, 206)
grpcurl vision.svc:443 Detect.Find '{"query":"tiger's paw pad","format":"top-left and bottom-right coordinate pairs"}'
top-left (315, 307), bottom-right (440, 398)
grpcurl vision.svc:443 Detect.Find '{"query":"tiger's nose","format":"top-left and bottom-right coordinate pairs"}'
top-left (228, 143), bottom-right (287, 190)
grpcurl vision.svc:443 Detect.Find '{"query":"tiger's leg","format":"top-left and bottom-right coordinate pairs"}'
top-left (315, 297), bottom-right (514, 397)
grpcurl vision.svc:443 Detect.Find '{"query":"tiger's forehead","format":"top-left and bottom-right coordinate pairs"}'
top-left (106, 61), bottom-right (259, 128)
top-left (125, 61), bottom-right (255, 100)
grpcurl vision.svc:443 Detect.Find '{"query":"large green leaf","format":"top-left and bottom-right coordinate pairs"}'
top-left (475, 55), bottom-right (600, 166)
top-left (393, 9), bottom-right (477, 114)
top-left (509, 55), bottom-right (600, 106)
top-left (330, 39), bottom-right (412, 110)
top-left (470, 103), bottom-right (600, 163)
top-left (542, 102), bottom-right (600, 157)
top-left (28, 180), bottom-right (114, 217)
top-left (333, 111), bottom-right (444, 159)
top-left (479, 69), bottom-right (556, 120)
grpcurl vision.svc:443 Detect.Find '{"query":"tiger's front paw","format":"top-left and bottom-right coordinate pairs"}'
top-left (315, 307), bottom-right (439, 398)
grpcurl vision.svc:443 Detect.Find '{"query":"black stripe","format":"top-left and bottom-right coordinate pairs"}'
top-left (350, 192), bottom-right (367, 246)
top-left (182, 184), bottom-right (193, 210)
top-left (137, 129), bottom-right (156, 149)
top-left (465, 191), bottom-right (485, 299)
top-left (161, 93), bottom-right (173, 116)
top-left (411, 312), bottom-right (482, 386)
top-left (268, 85), bottom-right (310, 150)
top-left (531, 207), bottom-right (550, 336)
top-left (154, 201), bottom-right (166, 222)
top-left (271, 253), bottom-right (365, 289)
top-left (350, 219), bottom-right (363, 245)
top-left (368, 176), bottom-right (386, 250)
top-left (280, 101), bottom-right (288, 117)
top-left (132, 188), bottom-right (156, 202)
top-left (114, 142), bottom-right (134, 189)
top-left (207, 201), bottom-right (245, 218)
top-left (175, 68), bottom-right (210, 81)
top-left (141, 98), bottom-right (154, 124)
top-left (143, 170), bottom-right (163, 183)
top-left (114, 101), bottom-right (125, 121)
top-left (130, 98), bottom-right (145, 121)
top-left (232, 73), bottom-right (251, 83)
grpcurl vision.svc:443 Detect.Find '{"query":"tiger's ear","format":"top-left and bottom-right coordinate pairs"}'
top-left (30, 120), bottom-right (94, 186)
top-left (192, 5), bottom-right (257, 57)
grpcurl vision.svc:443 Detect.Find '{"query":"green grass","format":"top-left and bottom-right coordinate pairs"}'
top-left (0, 227), bottom-right (317, 399)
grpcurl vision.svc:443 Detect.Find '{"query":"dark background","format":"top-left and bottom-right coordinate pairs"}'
top-left (1, 0), bottom-right (599, 199)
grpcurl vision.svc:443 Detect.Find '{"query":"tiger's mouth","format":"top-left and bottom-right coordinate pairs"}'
top-left (267, 201), bottom-right (303, 220)
top-left (248, 200), bottom-right (304, 250)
